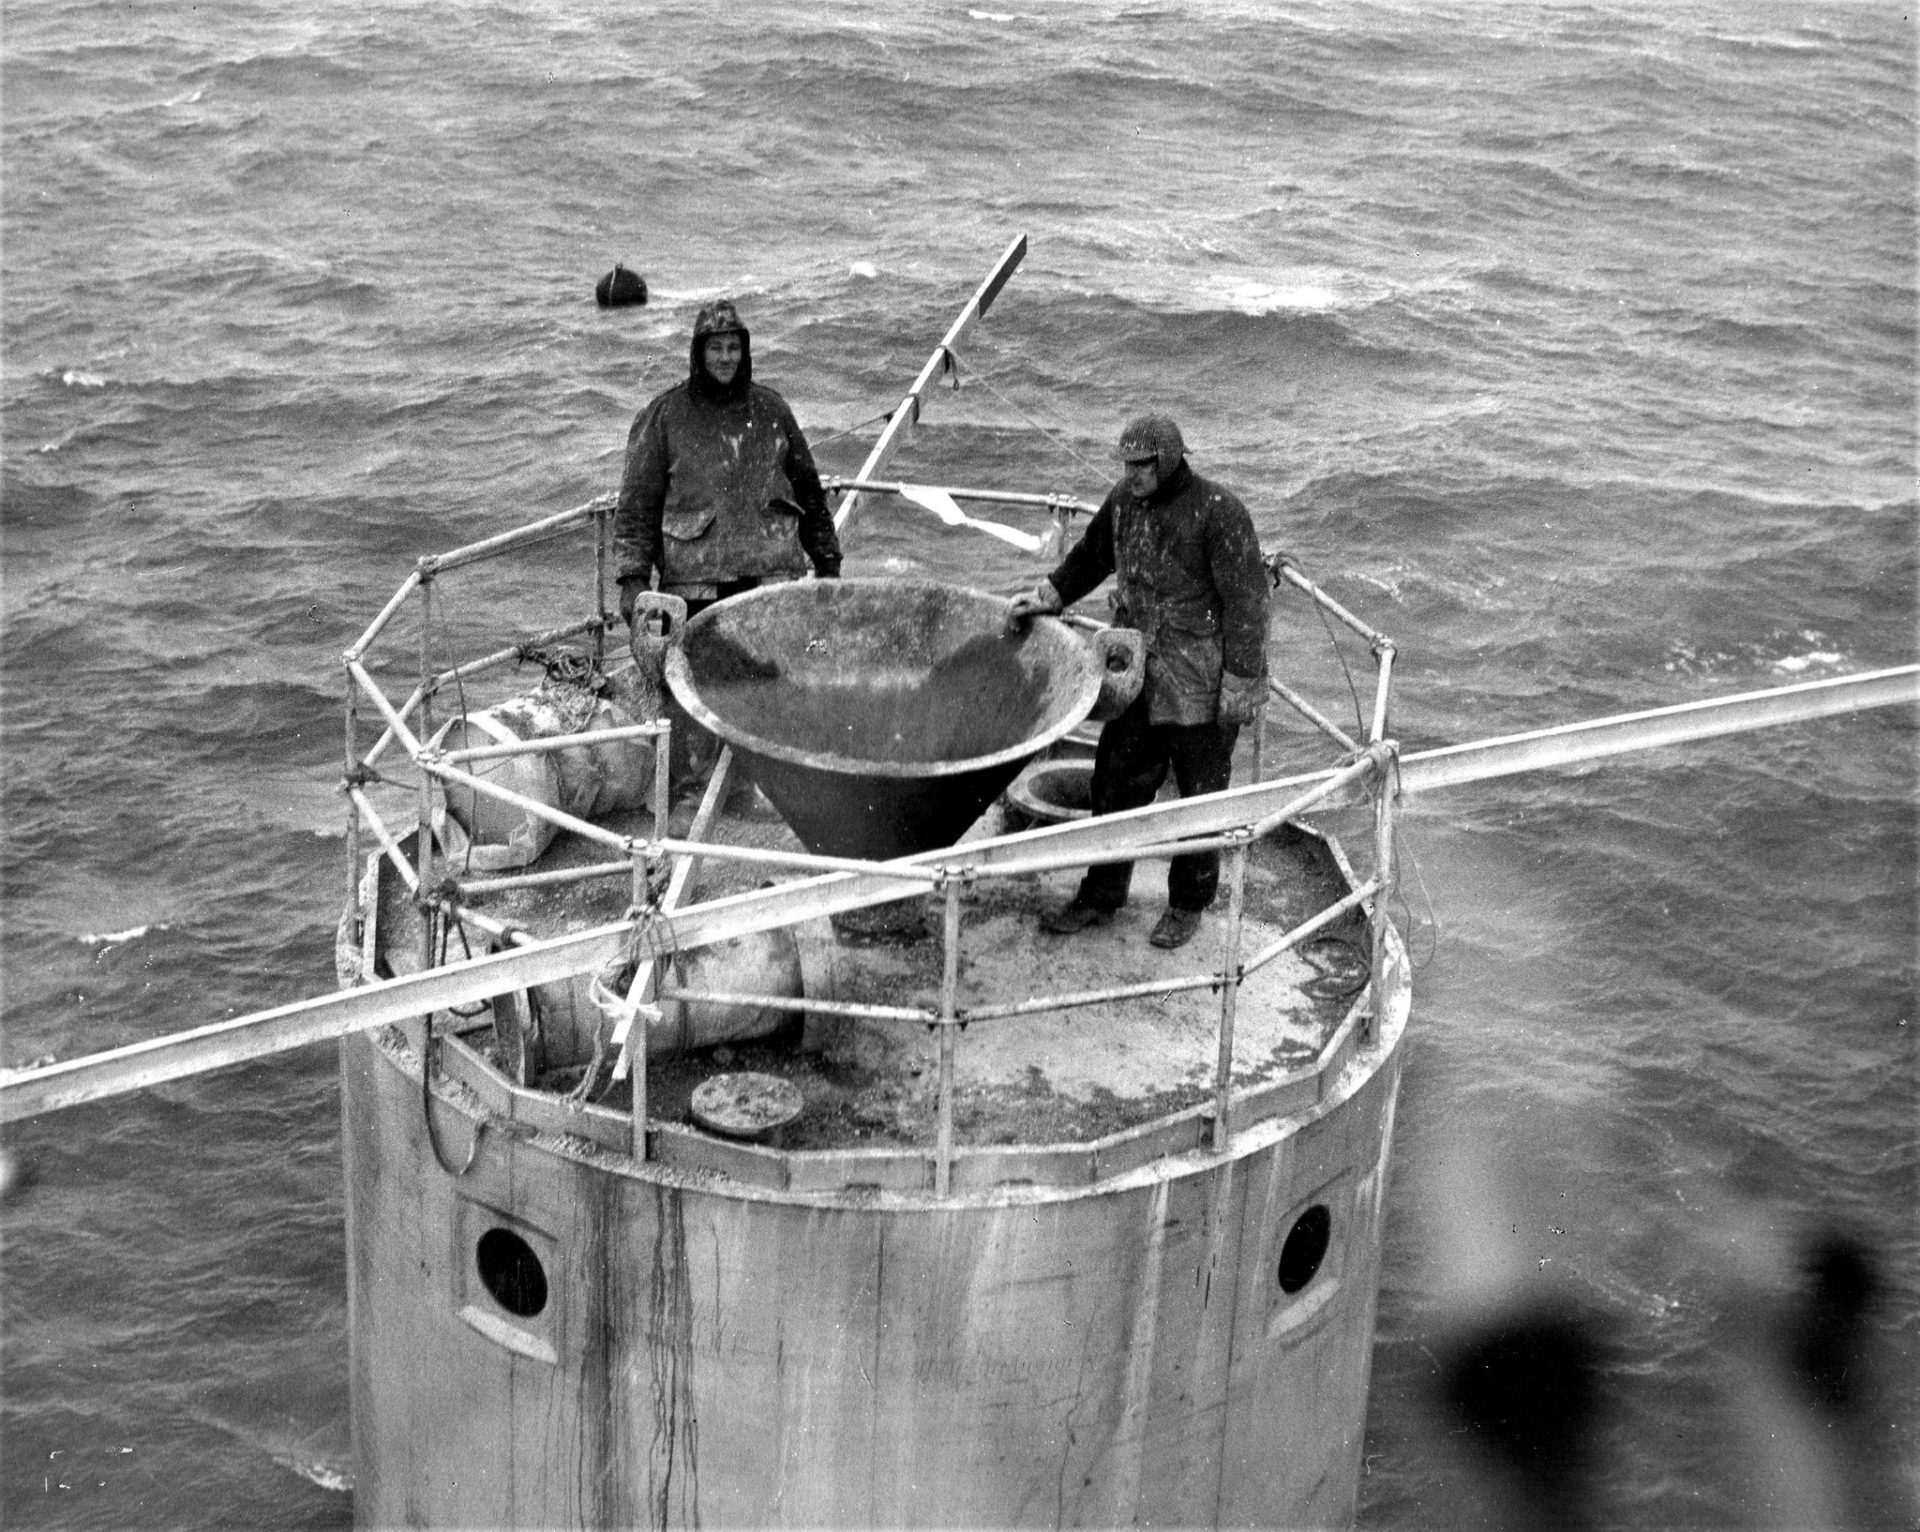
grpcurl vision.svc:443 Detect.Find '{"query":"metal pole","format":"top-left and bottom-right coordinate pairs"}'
top-left (1397, 663), bottom-right (1920, 795)
top-left (415, 577), bottom-right (437, 985)
top-left (960, 969), bottom-right (1226, 1022)
top-left (348, 661), bottom-right (426, 757)
top-left (416, 757), bottom-right (633, 854)
top-left (425, 496), bottom-right (604, 575)
top-left (824, 476), bottom-right (1096, 515)
top-left (453, 862), bottom-right (636, 895)
top-left (1237, 879), bottom-right (1380, 979)
top-left (653, 718), bottom-right (673, 844)
top-left (1211, 835), bottom-right (1250, 1153)
top-left (656, 989), bottom-right (936, 1024)
top-left (1268, 676), bottom-right (1363, 755)
top-left (441, 720), bottom-right (669, 764)
top-left (345, 569), bottom-right (423, 664)
top-left (836, 235), bottom-right (1027, 536)
top-left (629, 952), bottom-right (649, 1165)
top-left (343, 661), bottom-right (362, 928)
top-left (1275, 564), bottom-right (1393, 650)
top-left (1368, 748), bottom-right (1397, 1046)
top-left (594, 499), bottom-right (609, 672)
top-left (1369, 643), bottom-right (1396, 745)
top-left (935, 875), bottom-right (962, 1196)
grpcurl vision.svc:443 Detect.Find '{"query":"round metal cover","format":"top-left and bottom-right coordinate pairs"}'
top-left (690, 1072), bottom-right (805, 1140)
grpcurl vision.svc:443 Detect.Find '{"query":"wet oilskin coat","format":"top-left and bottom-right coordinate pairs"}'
top-left (1048, 461), bottom-right (1269, 725)
top-left (614, 318), bottom-right (839, 592)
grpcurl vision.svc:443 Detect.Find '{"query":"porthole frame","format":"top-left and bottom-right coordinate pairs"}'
top-left (454, 1198), bottom-right (560, 1365)
top-left (1265, 1173), bottom-right (1353, 1342)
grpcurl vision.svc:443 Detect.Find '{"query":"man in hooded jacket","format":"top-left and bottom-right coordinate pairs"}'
top-left (1008, 413), bottom-right (1270, 949)
top-left (614, 298), bottom-right (841, 623)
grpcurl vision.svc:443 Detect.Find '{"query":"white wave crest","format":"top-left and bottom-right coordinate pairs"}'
top-left (80, 924), bottom-right (158, 946)
top-left (272, 1454), bottom-right (353, 1493)
top-left (1771, 651), bottom-right (1846, 675)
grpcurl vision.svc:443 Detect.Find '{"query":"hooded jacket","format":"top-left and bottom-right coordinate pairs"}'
top-left (1047, 459), bottom-right (1269, 726)
top-left (614, 303), bottom-right (841, 592)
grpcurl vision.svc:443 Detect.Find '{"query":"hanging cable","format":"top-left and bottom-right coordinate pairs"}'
top-left (420, 1010), bottom-right (485, 1177)
top-left (1313, 595), bottom-right (1368, 743)
top-left (808, 407), bottom-right (895, 449)
top-left (1300, 934), bottom-right (1372, 1001)
top-left (1392, 821), bottom-right (1441, 971)
top-left (968, 369), bottom-right (1111, 479)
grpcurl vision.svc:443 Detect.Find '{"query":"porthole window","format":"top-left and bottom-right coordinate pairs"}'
top-left (476, 1227), bottom-right (549, 1318)
top-left (1278, 1205), bottom-right (1332, 1294)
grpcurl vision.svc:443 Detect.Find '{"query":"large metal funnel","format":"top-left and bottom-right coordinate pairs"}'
top-left (664, 578), bottom-right (1102, 862)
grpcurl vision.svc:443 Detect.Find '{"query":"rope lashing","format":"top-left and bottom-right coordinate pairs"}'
top-left (569, 902), bottom-right (677, 1108)
top-left (515, 642), bottom-right (598, 688)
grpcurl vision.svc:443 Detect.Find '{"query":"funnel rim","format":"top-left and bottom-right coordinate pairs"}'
top-left (662, 577), bottom-right (1102, 780)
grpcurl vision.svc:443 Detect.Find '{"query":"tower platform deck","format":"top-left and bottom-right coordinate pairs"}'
top-left (373, 769), bottom-right (1374, 1160)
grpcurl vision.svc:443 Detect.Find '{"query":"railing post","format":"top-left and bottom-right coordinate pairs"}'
top-left (630, 1013), bottom-right (649, 1163)
top-left (934, 872), bottom-right (962, 1196)
top-left (652, 718), bottom-right (673, 844)
top-left (1369, 640), bottom-right (1396, 745)
top-left (1211, 832), bottom-right (1251, 1153)
top-left (594, 499), bottom-right (610, 672)
top-left (343, 660), bottom-right (362, 929)
top-left (627, 833), bottom-right (658, 1163)
top-left (415, 574), bottom-right (437, 981)
top-left (1367, 744), bottom-right (1398, 1045)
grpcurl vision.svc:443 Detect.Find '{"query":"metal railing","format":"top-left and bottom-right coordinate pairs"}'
top-left (10, 640), bottom-right (1913, 1134)
top-left (337, 495), bottom-right (1405, 1193)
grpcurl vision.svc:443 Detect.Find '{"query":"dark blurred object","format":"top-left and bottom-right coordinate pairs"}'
top-left (0, 1144), bottom-right (39, 1204)
top-left (1401, 1114), bottom-right (1914, 1531)
top-left (1721, 1222), bottom-right (1916, 1529)
top-left (1790, 1229), bottom-right (1878, 1412)
top-left (1438, 1303), bottom-right (1612, 1532)
top-left (596, 263), bottom-right (647, 308)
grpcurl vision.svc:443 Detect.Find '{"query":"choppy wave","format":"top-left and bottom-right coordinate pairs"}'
top-left (0, 3), bottom-right (1912, 1530)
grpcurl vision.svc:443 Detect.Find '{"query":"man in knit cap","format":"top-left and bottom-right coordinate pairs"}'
top-left (1008, 413), bottom-right (1269, 949)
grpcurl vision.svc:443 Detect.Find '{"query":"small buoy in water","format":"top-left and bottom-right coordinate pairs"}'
top-left (595, 263), bottom-right (648, 308)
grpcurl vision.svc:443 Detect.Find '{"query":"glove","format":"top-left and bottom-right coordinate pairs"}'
top-left (1006, 579), bottom-right (1063, 625)
top-left (618, 580), bottom-right (641, 627)
top-left (1217, 670), bottom-right (1267, 726)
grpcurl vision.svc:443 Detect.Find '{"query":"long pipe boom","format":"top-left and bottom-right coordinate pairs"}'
top-left (3, 666), bottom-right (1912, 1122)
top-left (1394, 663), bottom-right (1919, 796)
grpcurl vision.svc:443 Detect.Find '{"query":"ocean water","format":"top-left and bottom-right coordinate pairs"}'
top-left (2, 2), bottom-right (1913, 1527)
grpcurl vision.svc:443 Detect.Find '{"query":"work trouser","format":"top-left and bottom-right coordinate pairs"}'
top-left (1074, 693), bottom-right (1239, 913)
